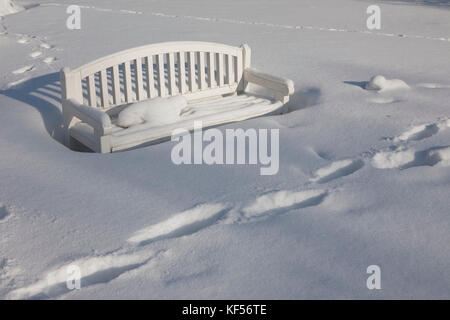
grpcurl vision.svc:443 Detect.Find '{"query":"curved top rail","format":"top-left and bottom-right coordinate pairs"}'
top-left (71, 41), bottom-right (244, 78)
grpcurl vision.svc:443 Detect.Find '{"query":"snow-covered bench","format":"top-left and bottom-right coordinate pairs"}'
top-left (61, 41), bottom-right (294, 153)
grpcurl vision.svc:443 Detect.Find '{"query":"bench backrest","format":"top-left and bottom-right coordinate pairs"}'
top-left (61, 41), bottom-right (251, 110)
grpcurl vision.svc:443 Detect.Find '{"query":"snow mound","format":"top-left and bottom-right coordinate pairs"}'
top-left (365, 75), bottom-right (409, 92)
top-left (117, 96), bottom-right (188, 128)
top-left (0, 0), bottom-right (23, 17)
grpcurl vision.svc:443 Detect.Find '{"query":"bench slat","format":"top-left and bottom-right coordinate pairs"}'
top-left (198, 52), bottom-right (206, 90)
top-left (188, 51), bottom-right (196, 92)
top-left (236, 54), bottom-right (243, 88)
top-left (87, 74), bottom-right (97, 107)
top-left (112, 65), bottom-right (121, 105)
top-left (168, 52), bottom-right (176, 95)
top-left (123, 61), bottom-right (133, 103)
top-left (207, 52), bottom-right (215, 88)
top-left (226, 54), bottom-right (233, 85)
top-left (178, 52), bottom-right (186, 94)
top-left (100, 69), bottom-right (109, 108)
top-left (145, 56), bottom-right (155, 99)
top-left (135, 58), bottom-right (144, 101)
top-left (217, 53), bottom-right (224, 87)
top-left (157, 53), bottom-right (165, 97)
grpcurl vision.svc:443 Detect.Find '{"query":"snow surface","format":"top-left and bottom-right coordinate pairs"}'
top-left (1, 0), bottom-right (450, 299)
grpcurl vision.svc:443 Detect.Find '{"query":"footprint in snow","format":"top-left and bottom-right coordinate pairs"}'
top-left (7, 251), bottom-right (157, 299)
top-left (310, 159), bottom-right (364, 184)
top-left (418, 83), bottom-right (450, 89)
top-left (12, 65), bottom-right (34, 75)
top-left (29, 51), bottom-right (42, 59)
top-left (16, 38), bottom-right (29, 44)
top-left (39, 43), bottom-right (52, 50)
top-left (6, 77), bottom-right (29, 89)
top-left (43, 57), bottom-right (56, 64)
top-left (240, 189), bottom-right (328, 221)
top-left (371, 145), bottom-right (450, 169)
top-left (367, 97), bottom-right (402, 104)
top-left (127, 203), bottom-right (230, 246)
top-left (394, 123), bottom-right (443, 143)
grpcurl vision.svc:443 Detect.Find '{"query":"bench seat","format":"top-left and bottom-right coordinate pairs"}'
top-left (70, 93), bottom-right (283, 151)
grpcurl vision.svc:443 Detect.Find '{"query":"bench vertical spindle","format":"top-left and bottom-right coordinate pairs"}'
top-left (226, 55), bottom-right (233, 85)
top-left (178, 52), bottom-right (187, 94)
top-left (157, 53), bottom-right (165, 97)
top-left (87, 74), bottom-right (97, 107)
top-left (168, 52), bottom-right (176, 95)
top-left (123, 61), bottom-right (133, 103)
top-left (188, 51), bottom-right (196, 92)
top-left (207, 52), bottom-right (215, 88)
top-left (198, 52), bottom-right (206, 90)
top-left (99, 69), bottom-right (109, 108)
top-left (135, 58), bottom-right (144, 101)
top-left (145, 56), bottom-right (155, 99)
top-left (217, 53), bottom-right (224, 87)
top-left (112, 65), bottom-right (121, 105)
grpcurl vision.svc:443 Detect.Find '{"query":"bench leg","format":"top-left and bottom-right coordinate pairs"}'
top-left (97, 135), bottom-right (112, 153)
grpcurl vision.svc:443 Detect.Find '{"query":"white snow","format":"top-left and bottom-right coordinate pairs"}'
top-left (1, 0), bottom-right (450, 300)
top-left (371, 148), bottom-right (416, 169)
top-left (117, 96), bottom-right (187, 128)
top-left (365, 75), bottom-right (410, 92)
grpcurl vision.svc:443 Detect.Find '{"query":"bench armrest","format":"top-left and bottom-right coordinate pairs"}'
top-left (244, 68), bottom-right (294, 97)
top-left (64, 99), bottom-right (112, 135)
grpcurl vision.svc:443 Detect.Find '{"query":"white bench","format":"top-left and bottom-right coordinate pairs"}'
top-left (61, 41), bottom-right (294, 153)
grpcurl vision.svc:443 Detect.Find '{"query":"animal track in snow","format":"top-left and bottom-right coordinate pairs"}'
top-left (127, 203), bottom-right (230, 245)
top-left (393, 119), bottom-right (449, 143)
top-left (367, 97), bottom-right (402, 104)
top-left (6, 77), bottom-right (29, 89)
top-left (16, 38), bottom-right (29, 44)
top-left (371, 146), bottom-right (450, 169)
top-left (43, 57), bottom-right (56, 64)
top-left (12, 65), bottom-right (34, 75)
top-left (418, 83), bottom-right (450, 89)
top-left (39, 43), bottom-right (52, 49)
top-left (394, 124), bottom-right (441, 143)
top-left (241, 189), bottom-right (327, 220)
top-left (29, 51), bottom-right (42, 58)
top-left (7, 251), bottom-right (156, 299)
top-left (310, 159), bottom-right (364, 183)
